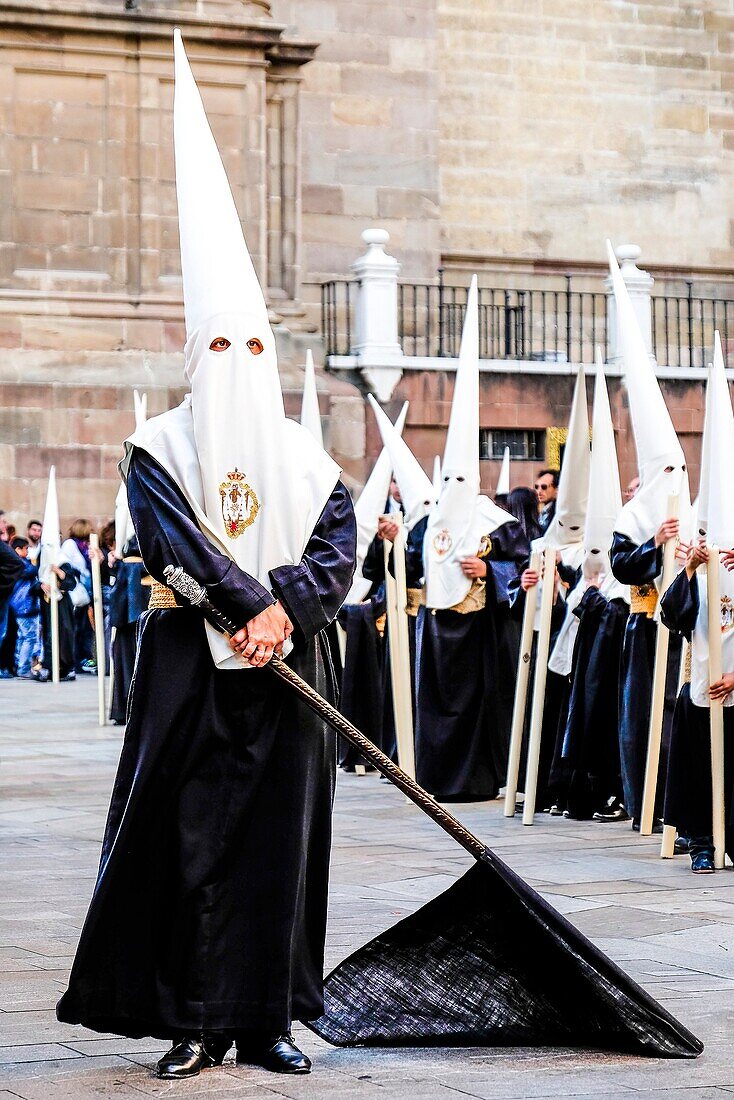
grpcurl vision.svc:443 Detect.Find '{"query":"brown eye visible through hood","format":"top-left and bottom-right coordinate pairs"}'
top-left (247, 338), bottom-right (264, 355)
top-left (209, 337), bottom-right (231, 352)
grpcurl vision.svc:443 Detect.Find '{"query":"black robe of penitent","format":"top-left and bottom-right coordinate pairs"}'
top-left (610, 534), bottom-right (682, 822)
top-left (415, 521), bottom-right (528, 802)
top-left (57, 448), bottom-right (356, 1040)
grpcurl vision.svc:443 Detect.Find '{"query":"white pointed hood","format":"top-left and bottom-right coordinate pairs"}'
top-left (608, 241), bottom-right (692, 545)
top-left (39, 466), bottom-right (61, 586)
top-left (543, 363), bottom-right (589, 551)
top-left (496, 446), bottom-right (510, 497)
top-left (123, 31), bottom-right (339, 669)
top-left (367, 395), bottom-right (435, 530)
top-left (346, 402), bottom-right (409, 604)
top-left (689, 333), bottom-right (734, 706)
top-left (432, 455), bottom-right (442, 500)
top-left (584, 350), bottom-right (628, 602)
top-left (300, 349), bottom-right (324, 447)
top-left (115, 389), bottom-right (147, 555)
top-left (545, 366), bottom-right (590, 674)
top-left (425, 277), bottom-right (514, 610)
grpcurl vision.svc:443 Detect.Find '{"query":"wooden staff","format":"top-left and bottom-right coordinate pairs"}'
top-left (384, 527), bottom-right (416, 779)
top-left (504, 548), bottom-right (542, 816)
top-left (640, 493), bottom-right (679, 835)
top-left (707, 547), bottom-right (726, 869)
top-left (523, 544), bottom-right (557, 825)
top-left (90, 533), bottom-right (107, 726)
top-left (660, 638), bottom-right (689, 859)
top-left (49, 570), bottom-right (60, 684)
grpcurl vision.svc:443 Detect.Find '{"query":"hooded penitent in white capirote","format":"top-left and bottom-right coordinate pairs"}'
top-left (122, 31), bottom-right (339, 669)
top-left (115, 390), bottom-right (147, 556)
top-left (546, 363), bottom-right (590, 675)
top-left (39, 465), bottom-right (61, 587)
top-left (346, 401), bottom-right (409, 605)
top-left (583, 349), bottom-right (628, 603)
top-left (367, 394), bottom-right (436, 531)
top-left (300, 349), bottom-right (324, 448)
top-left (607, 241), bottom-right (692, 547)
top-left (688, 332), bottom-right (734, 707)
top-left (424, 277), bottom-right (514, 611)
top-left (496, 446), bottom-right (510, 497)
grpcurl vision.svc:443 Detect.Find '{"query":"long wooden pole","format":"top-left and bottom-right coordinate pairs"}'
top-left (89, 533), bottom-right (106, 726)
top-left (640, 493), bottom-right (679, 835)
top-left (383, 533), bottom-right (416, 779)
top-left (392, 522), bottom-right (416, 779)
top-left (660, 637), bottom-right (690, 859)
top-left (49, 571), bottom-right (60, 684)
top-left (523, 545), bottom-right (556, 825)
top-left (504, 548), bottom-right (542, 816)
top-left (707, 548), bottom-right (726, 869)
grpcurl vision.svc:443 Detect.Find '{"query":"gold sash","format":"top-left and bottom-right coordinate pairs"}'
top-left (148, 581), bottom-right (179, 610)
top-left (405, 587), bottom-right (424, 617)
top-left (428, 579), bottom-right (487, 616)
top-left (630, 583), bottom-right (658, 618)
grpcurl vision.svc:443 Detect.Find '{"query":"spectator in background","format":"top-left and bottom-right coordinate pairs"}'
top-left (535, 469), bottom-right (559, 531)
top-left (26, 519), bottom-right (42, 564)
top-left (0, 536), bottom-right (24, 677)
top-left (624, 476), bottom-right (641, 502)
top-left (9, 537), bottom-right (41, 679)
top-left (0, 510), bottom-right (8, 542)
top-left (60, 520), bottom-right (95, 674)
top-left (35, 554), bottom-right (79, 682)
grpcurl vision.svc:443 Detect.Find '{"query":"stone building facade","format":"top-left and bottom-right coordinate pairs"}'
top-left (0, 0), bottom-right (732, 528)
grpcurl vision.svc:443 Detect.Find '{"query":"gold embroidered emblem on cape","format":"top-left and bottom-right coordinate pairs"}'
top-left (219, 468), bottom-right (259, 539)
top-left (433, 528), bottom-right (453, 556)
top-left (721, 595), bottom-right (734, 634)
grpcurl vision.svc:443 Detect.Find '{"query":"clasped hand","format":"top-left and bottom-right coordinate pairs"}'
top-left (228, 600), bottom-right (293, 667)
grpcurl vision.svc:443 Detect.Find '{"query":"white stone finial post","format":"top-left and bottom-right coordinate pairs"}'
top-left (606, 244), bottom-right (655, 365)
top-left (352, 228), bottom-right (404, 401)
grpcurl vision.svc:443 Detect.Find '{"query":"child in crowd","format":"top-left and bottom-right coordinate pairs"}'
top-left (9, 537), bottom-right (41, 678)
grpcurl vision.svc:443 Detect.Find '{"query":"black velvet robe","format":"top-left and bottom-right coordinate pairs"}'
top-left (560, 588), bottom-right (628, 819)
top-left (57, 448), bottom-right (356, 1040)
top-left (415, 521), bottom-right (528, 802)
top-left (108, 537), bottom-right (149, 724)
top-left (661, 571), bottom-right (734, 849)
top-left (610, 534), bottom-right (682, 822)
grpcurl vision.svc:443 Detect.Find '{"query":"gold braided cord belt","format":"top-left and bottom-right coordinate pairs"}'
top-left (405, 587), bottom-right (424, 617)
top-left (429, 579), bottom-right (487, 616)
top-left (148, 581), bottom-right (179, 610)
top-left (630, 584), bottom-right (658, 619)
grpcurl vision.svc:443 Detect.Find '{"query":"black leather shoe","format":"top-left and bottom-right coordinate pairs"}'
top-left (236, 1032), bottom-right (311, 1074)
top-left (157, 1033), bottom-right (231, 1079)
top-left (689, 835), bottom-right (716, 875)
top-left (674, 833), bottom-right (691, 855)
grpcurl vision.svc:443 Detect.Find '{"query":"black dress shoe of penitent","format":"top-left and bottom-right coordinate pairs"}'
top-left (156, 1033), bottom-right (231, 1079)
top-left (236, 1031), bottom-right (312, 1074)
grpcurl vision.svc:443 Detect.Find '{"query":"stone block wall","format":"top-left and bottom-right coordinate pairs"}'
top-left (438, 0), bottom-right (734, 272)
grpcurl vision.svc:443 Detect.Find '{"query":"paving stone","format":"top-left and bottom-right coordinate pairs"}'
top-left (3, 677), bottom-right (734, 1096)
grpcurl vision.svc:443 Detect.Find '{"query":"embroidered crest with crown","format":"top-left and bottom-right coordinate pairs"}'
top-left (433, 528), bottom-right (453, 557)
top-left (477, 534), bottom-right (493, 559)
top-left (219, 468), bottom-right (259, 539)
top-left (721, 595), bottom-right (734, 635)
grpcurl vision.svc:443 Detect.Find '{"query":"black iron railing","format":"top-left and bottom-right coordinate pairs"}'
top-left (321, 271), bottom-right (734, 367)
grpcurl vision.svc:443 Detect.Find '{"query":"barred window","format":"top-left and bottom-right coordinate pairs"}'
top-left (479, 429), bottom-right (545, 461)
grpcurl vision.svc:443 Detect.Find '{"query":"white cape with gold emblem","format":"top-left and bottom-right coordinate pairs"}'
top-left (122, 32), bottom-right (338, 670)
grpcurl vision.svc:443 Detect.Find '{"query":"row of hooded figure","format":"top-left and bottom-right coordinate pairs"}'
top-left (337, 247), bottom-right (734, 877)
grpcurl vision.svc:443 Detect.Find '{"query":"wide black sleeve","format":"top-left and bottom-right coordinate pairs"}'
top-left (661, 570), bottom-right (699, 640)
top-left (127, 448), bottom-right (275, 626)
top-left (610, 532), bottom-right (662, 586)
top-left (573, 586), bottom-right (610, 621)
top-left (0, 541), bottom-right (24, 600)
top-left (488, 522), bottom-right (528, 605)
top-left (361, 532), bottom-right (386, 585)
top-left (270, 482), bottom-right (357, 640)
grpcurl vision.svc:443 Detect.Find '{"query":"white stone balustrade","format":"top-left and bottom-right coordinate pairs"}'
top-left (351, 228), bottom-right (405, 401)
top-left (606, 244), bottom-right (655, 365)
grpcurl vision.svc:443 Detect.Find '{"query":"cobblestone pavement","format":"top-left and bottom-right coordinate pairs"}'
top-left (1, 677), bottom-right (734, 1099)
